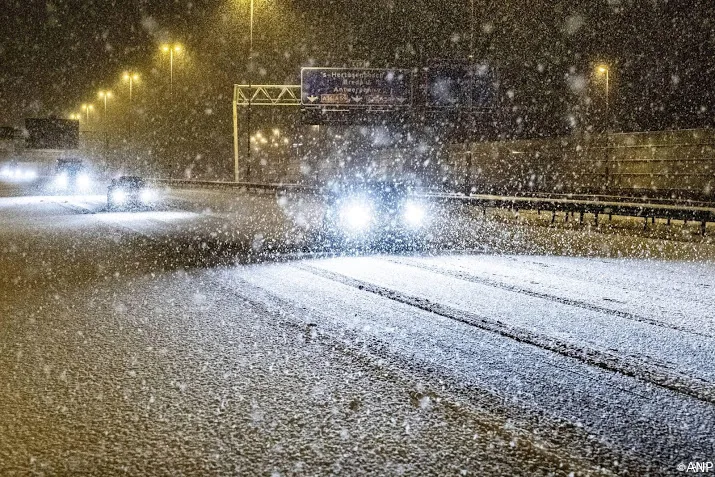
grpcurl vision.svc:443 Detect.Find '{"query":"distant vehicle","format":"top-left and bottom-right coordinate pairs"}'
top-left (107, 176), bottom-right (157, 209)
top-left (52, 158), bottom-right (92, 192)
top-left (320, 180), bottom-right (430, 248)
top-left (0, 161), bottom-right (37, 181)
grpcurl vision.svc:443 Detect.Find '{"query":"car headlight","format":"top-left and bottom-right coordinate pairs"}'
top-left (111, 189), bottom-right (127, 204)
top-left (140, 189), bottom-right (155, 203)
top-left (338, 200), bottom-right (373, 231)
top-left (403, 201), bottom-right (426, 226)
top-left (55, 173), bottom-right (68, 188)
top-left (23, 170), bottom-right (37, 180)
top-left (76, 173), bottom-right (91, 189)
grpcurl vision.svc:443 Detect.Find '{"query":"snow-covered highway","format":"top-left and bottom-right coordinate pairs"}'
top-left (1, 184), bottom-right (714, 475)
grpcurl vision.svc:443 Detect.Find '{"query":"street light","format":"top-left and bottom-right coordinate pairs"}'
top-left (98, 90), bottom-right (113, 150)
top-left (232, 0), bottom-right (261, 181)
top-left (597, 64), bottom-right (610, 129)
top-left (122, 71), bottom-right (140, 101)
top-left (160, 45), bottom-right (182, 178)
top-left (81, 103), bottom-right (94, 122)
top-left (249, 0), bottom-right (255, 64)
top-left (245, 0), bottom-right (256, 181)
top-left (468, 0), bottom-right (475, 60)
top-left (122, 71), bottom-right (140, 156)
top-left (160, 44), bottom-right (182, 95)
top-left (98, 90), bottom-right (112, 115)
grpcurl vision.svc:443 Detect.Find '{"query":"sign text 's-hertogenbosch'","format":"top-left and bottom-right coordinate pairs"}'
top-left (301, 68), bottom-right (412, 107)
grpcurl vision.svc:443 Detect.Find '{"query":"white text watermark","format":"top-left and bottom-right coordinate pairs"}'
top-left (678, 462), bottom-right (714, 473)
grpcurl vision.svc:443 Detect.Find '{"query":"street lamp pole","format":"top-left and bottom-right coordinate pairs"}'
top-left (467, 0), bottom-right (475, 112)
top-left (122, 72), bottom-right (139, 102)
top-left (123, 73), bottom-right (137, 101)
top-left (246, 0), bottom-right (254, 181)
top-left (469, 0), bottom-right (474, 61)
top-left (161, 44), bottom-right (182, 95)
top-left (81, 103), bottom-right (94, 122)
top-left (170, 48), bottom-right (174, 93)
top-left (98, 91), bottom-right (112, 150)
top-left (605, 68), bottom-right (610, 117)
top-left (599, 67), bottom-right (609, 115)
top-left (250, 0), bottom-right (254, 58)
top-left (160, 45), bottom-right (182, 178)
top-left (123, 71), bottom-right (139, 156)
top-left (99, 91), bottom-right (111, 115)
top-left (598, 65), bottom-right (610, 130)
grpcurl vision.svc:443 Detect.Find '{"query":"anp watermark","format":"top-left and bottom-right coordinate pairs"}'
top-left (678, 462), bottom-right (714, 473)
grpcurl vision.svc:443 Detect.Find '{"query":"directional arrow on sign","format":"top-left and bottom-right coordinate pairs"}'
top-left (301, 68), bottom-right (412, 108)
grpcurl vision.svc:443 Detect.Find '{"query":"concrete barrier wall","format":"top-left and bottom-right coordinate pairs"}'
top-left (154, 125), bottom-right (714, 198)
top-left (448, 129), bottom-right (715, 198)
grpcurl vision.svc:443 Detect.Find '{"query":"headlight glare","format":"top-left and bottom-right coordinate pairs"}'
top-left (77, 173), bottom-right (91, 189)
top-left (111, 189), bottom-right (127, 204)
top-left (403, 201), bottom-right (426, 226)
top-left (339, 200), bottom-right (373, 231)
top-left (55, 173), bottom-right (68, 188)
top-left (140, 189), bottom-right (155, 203)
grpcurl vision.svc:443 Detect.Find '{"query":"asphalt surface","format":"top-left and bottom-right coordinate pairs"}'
top-left (1, 181), bottom-right (714, 476)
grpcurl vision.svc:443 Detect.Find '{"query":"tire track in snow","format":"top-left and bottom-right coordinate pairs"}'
top-left (295, 262), bottom-right (715, 406)
top-left (199, 268), bottom-right (653, 474)
top-left (385, 256), bottom-right (715, 340)
top-left (210, 264), bottom-right (654, 403)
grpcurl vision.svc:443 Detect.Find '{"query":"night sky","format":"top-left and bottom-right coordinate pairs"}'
top-left (2, 0), bottom-right (715, 134)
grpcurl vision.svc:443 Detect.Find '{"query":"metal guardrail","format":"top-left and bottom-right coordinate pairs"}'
top-left (430, 192), bottom-right (715, 234)
top-left (151, 178), bottom-right (317, 194)
top-left (514, 191), bottom-right (715, 208)
top-left (151, 179), bottom-right (715, 234)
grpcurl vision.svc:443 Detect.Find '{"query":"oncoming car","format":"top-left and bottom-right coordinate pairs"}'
top-left (107, 176), bottom-right (157, 209)
top-left (320, 180), bottom-right (431, 249)
top-left (52, 158), bottom-right (92, 193)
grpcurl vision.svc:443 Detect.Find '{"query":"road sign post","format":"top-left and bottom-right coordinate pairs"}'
top-left (232, 84), bottom-right (301, 182)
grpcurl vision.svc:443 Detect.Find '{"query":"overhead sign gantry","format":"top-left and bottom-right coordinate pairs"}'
top-left (232, 63), bottom-right (498, 181)
top-left (300, 68), bottom-right (412, 108)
